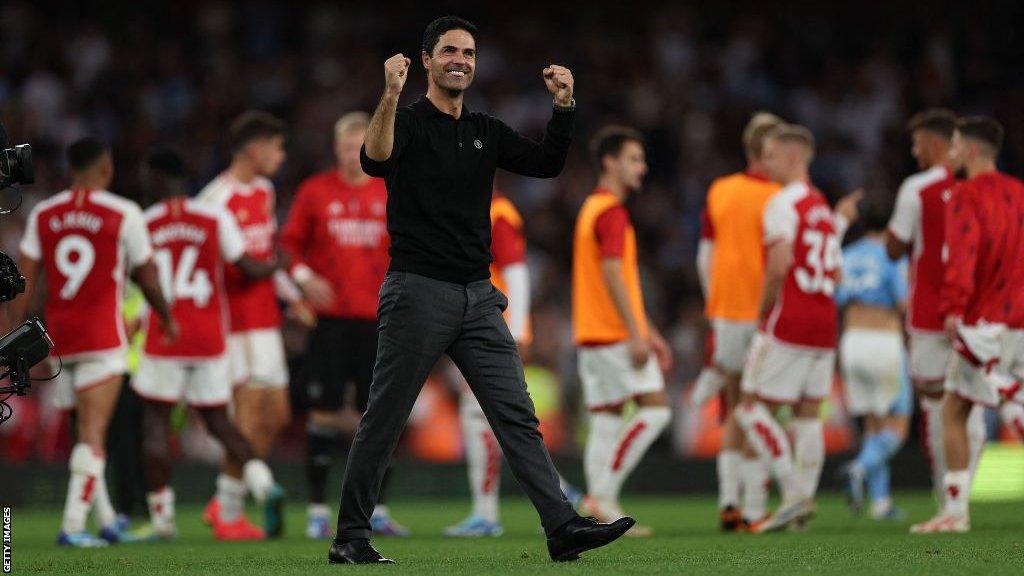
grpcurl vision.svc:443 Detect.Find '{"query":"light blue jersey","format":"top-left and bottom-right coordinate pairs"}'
top-left (836, 236), bottom-right (908, 310)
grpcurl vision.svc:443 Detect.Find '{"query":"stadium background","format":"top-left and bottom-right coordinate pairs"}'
top-left (3, 1), bottom-right (1024, 509)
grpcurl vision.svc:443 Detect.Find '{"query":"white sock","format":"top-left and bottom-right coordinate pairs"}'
top-left (741, 456), bottom-right (769, 521)
top-left (966, 404), bottom-right (986, 481)
top-left (736, 402), bottom-right (799, 504)
top-left (716, 449), bottom-right (742, 509)
top-left (242, 460), bottom-right (275, 504)
top-left (920, 397), bottom-right (947, 506)
top-left (691, 368), bottom-right (726, 407)
top-left (591, 406), bottom-right (670, 503)
top-left (999, 402), bottom-right (1024, 441)
top-left (147, 486), bottom-right (176, 535)
top-left (793, 418), bottom-right (825, 501)
top-left (585, 412), bottom-right (623, 496)
top-left (308, 503), bottom-right (330, 519)
top-left (461, 398), bottom-right (501, 522)
top-left (91, 459), bottom-right (117, 530)
top-left (216, 473), bottom-right (247, 523)
top-left (942, 469), bottom-right (971, 518)
top-left (372, 504), bottom-right (389, 517)
top-left (61, 443), bottom-right (103, 534)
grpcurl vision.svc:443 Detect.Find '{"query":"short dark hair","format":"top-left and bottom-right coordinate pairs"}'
top-left (907, 109), bottom-right (957, 139)
top-left (67, 137), bottom-right (110, 172)
top-left (229, 111), bottom-right (286, 154)
top-left (422, 16), bottom-right (477, 55)
top-left (146, 149), bottom-right (186, 180)
top-left (589, 125), bottom-right (645, 172)
top-left (956, 116), bottom-right (1004, 153)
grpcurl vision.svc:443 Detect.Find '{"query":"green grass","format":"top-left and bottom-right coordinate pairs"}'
top-left (8, 493), bottom-right (1024, 575)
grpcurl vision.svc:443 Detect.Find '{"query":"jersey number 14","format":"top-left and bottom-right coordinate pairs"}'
top-left (154, 247), bottom-right (213, 307)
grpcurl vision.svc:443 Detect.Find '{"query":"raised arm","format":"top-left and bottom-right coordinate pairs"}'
top-left (497, 65), bottom-right (576, 178)
top-left (363, 54), bottom-right (411, 164)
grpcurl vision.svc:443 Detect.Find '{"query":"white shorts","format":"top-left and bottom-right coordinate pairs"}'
top-left (908, 330), bottom-right (952, 385)
top-left (947, 324), bottom-right (1024, 406)
top-left (840, 328), bottom-right (905, 417)
top-left (228, 328), bottom-right (288, 389)
top-left (741, 333), bottom-right (835, 404)
top-left (52, 351), bottom-right (128, 410)
top-left (133, 354), bottom-right (232, 407)
top-left (712, 319), bottom-right (757, 374)
top-left (577, 342), bottom-right (665, 410)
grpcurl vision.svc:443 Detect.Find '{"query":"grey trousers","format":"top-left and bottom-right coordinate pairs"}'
top-left (336, 271), bottom-right (577, 540)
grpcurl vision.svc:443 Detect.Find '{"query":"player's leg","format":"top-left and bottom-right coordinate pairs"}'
top-left (304, 318), bottom-right (348, 539)
top-left (59, 371), bottom-right (122, 547)
top-left (866, 412), bottom-right (909, 520)
top-left (140, 400), bottom-right (177, 538)
top-left (1000, 401), bottom-right (1024, 441)
top-left (909, 332), bottom-right (951, 508)
top-left (446, 389), bottom-right (505, 537)
top-left (205, 334), bottom-right (254, 529)
top-left (577, 346), bottom-right (624, 515)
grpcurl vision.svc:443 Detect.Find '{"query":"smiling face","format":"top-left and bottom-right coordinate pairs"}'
top-left (422, 29), bottom-right (476, 94)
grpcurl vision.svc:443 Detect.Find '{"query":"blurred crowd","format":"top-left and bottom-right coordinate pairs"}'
top-left (3, 1), bottom-right (1024, 462)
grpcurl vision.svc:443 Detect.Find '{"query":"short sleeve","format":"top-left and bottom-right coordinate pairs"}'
top-left (888, 178), bottom-right (921, 243)
top-left (595, 206), bottom-right (629, 258)
top-left (19, 205), bottom-right (42, 260)
top-left (700, 208), bottom-right (715, 240)
top-left (122, 204), bottom-right (154, 268)
top-left (360, 110), bottom-right (412, 177)
top-left (762, 194), bottom-right (797, 245)
top-left (217, 207), bottom-right (247, 263)
top-left (491, 217), bottom-right (526, 268)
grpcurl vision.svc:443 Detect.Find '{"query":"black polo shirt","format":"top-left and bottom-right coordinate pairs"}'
top-left (360, 95), bottom-right (574, 284)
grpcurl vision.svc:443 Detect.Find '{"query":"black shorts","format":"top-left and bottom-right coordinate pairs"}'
top-left (306, 317), bottom-right (378, 412)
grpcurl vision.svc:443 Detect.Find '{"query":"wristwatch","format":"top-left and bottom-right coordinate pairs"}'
top-left (553, 97), bottom-right (576, 112)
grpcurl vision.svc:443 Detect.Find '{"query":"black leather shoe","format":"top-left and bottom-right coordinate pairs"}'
top-left (546, 515), bottom-right (635, 562)
top-left (328, 538), bottom-right (395, 564)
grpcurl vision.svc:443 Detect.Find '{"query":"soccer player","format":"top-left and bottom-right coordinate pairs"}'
top-left (734, 125), bottom-right (841, 533)
top-left (13, 137), bottom-right (177, 547)
top-left (279, 112), bottom-right (408, 539)
top-left (835, 200), bottom-right (911, 521)
top-left (912, 117), bottom-right (1024, 533)
top-left (132, 150), bottom-right (286, 541)
top-left (694, 112), bottom-right (783, 530)
top-left (197, 111), bottom-right (296, 535)
top-left (883, 109), bottom-right (989, 506)
top-left (572, 126), bottom-right (673, 537)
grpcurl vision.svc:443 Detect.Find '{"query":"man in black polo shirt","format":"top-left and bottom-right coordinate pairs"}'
top-left (328, 16), bottom-right (634, 564)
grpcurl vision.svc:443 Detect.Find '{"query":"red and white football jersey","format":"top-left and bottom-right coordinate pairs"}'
top-left (143, 197), bottom-right (246, 358)
top-left (887, 165), bottom-right (955, 333)
top-left (20, 188), bottom-right (153, 358)
top-left (197, 173), bottom-right (280, 332)
top-left (761, 181), bottom-right (840, 349)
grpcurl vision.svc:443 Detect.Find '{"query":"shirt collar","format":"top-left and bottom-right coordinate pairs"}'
top-left (413, 95), bottom-right (471, 119)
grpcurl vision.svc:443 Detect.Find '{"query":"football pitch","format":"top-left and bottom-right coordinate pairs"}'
top-left (8, 492), bottom-right (1023, 575)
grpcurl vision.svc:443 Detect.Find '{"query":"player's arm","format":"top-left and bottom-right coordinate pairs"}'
top-left (759, 240), bottom-right (793, 321)
top-left (234, 255), bottom-right (279, 280)
top-left (647, 315), bottom-right (673, 372)
top-left (940, 187), bottom-right (976, 340)
top-left (833, 188), bottom-right (863, 241)
top-left (696, 209), bottom-right (714, 299)
top-left (601, 258), bottom-right (649, 369)
top-left (885, 180), bottom-right (918, 260)
top-left (496, 66), bottom-right (575, 178)
top-left (279, 182), bottom-right (335, 309)
top-left (363, 54), bottom-right (411, 167)
top-left (131, 261), bottom-right (177, 342)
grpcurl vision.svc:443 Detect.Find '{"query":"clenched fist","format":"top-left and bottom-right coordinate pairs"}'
top-left (543, 65), bottom-right (574, 107)
top-left (385, 53), bottom-right (412, 96)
